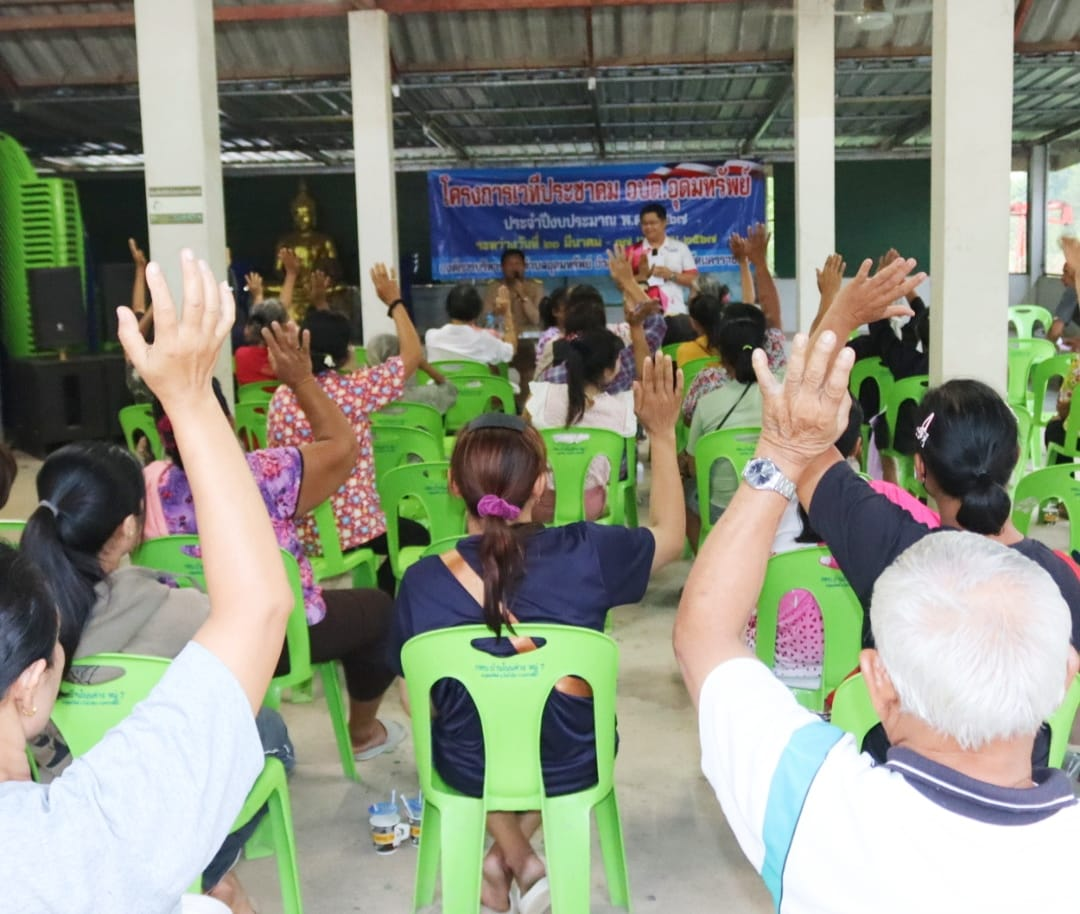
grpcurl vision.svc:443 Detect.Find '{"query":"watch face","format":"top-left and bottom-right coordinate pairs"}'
top-left (746, 458), bottom-right (774, 487)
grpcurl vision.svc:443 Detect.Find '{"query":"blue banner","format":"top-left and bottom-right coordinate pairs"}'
top-left (428, 160), bottom-right (766, 281)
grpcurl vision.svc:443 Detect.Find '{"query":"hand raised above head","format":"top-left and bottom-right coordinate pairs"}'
top-left (728, 232), bottom-right (748, 261)
top-left (263, 320), bottom-right (313, 388)
top-left (633, 353), bottom-right (683, 437)
top-left (279, 247), bottom-right (300, 276)
top-left (815, 253), bottom-right (846, 298)
top-left (128, 237), bottom-right (147, 268)
top-left (745, 222), bottom-right (770, 261)
top-left (370, 262), bottom-right (402, 306)
top-left (827, 255), bottom-right (925, 330)
top-left (244, 271), bottom-right (264, 302)
top-left (754, 331), bottom-right (853, 476)
top-left (607, 244), bottom-right (638, 291)
top-left (116, 249), bottom-right (234, 411)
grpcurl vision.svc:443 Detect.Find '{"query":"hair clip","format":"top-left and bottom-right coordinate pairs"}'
top-left (914, 411), bottom-right (935, 449)
top-left (476, 494), bottom-right (522, 521)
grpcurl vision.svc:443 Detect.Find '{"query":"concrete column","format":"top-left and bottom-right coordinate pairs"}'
top-left (929, 0), bottom-right (1013, 390)
top-left (793, 0), bottom-right (835, 334)
top-left (349, 9), bottom-right (399, 343)
top-left (1028, 143), bottom-right (1048, 291)
top-left (134, 0), bottom-right (230, 397)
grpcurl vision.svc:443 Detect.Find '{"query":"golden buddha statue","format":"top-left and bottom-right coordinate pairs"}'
top-left (274, 180), bottom-right (341, 316)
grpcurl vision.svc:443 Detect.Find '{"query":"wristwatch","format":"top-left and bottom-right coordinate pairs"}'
top-left (742, 457), bottom-right (797, 501)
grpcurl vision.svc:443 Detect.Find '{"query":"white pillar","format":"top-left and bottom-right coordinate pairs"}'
top-left (1028, 143), bottom-right (1048, 292)
top-left (929, 0), bottom-right (1013, 390)
top-left (349, 9), bottom-right (399, 343)
top-left (134, 0), bottom-right (230, 398)
top-left (793, 0), bottom-right (835, 334)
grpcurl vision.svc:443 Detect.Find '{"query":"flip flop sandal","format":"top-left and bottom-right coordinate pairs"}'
top-left (512, 876), bottom-right (550, 914)
top-left (353, 719), bottom-right (407, 761)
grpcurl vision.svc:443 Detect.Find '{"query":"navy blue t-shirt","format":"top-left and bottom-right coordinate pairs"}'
top-left (390, 522), bottom-right (655, 797)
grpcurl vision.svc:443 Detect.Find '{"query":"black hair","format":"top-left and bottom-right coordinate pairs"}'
top-left (0, 442), bottom-right (16, 510)
top-left (716, 303), bottom-right (766, 384)
top-left (20, 442), bottom-right (145, 676)
top-left (562, 285), bottom-right (606, 335)
top-left (538, 287), bottom-right (569, 331)
top-left (303, 309), bottom-right (351, 375)
top-left (501, 248), bottom-right (526, 267)
top-left (0, 543), bottom-right (59, 697)
top-left (916, 379), bottom-right (1018, 535)
top-left (552, 330), bottom-right (625, 427)
top-left (662, 315), bottom-right (698, 345)
top-left (688, 293), bottom-right (726, 352)
top-left (797, 398), bottom-right (865, 543)
top-left (445, 283), bottom-right (484, 323)
top-left (153, 378), bottom-right (231, 469)
top-left (639, 203), bottom-right (667, 222)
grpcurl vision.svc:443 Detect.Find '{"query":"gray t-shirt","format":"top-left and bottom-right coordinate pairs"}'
top-left (0, 641), bottom-right (262, 914)
top-left (1054, 285), bottom-right (1078, 324)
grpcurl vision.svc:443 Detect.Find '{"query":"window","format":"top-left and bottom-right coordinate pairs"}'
top-left (1046, 151), bottom-right (1080, 275)
top-left (1009, 171), bottom-right (1027, 274)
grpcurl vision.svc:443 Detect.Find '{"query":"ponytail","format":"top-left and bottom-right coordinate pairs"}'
top-left (554, 339), bottom-right (587, 427)
top-left (477, 515), bottom-right (527, 636)
top-left (956, 476), bottom-right (1012, 535)
top-left (552, 330), bottom-right (625, 428)
top-left (716, 304), bottom-right (766, 384)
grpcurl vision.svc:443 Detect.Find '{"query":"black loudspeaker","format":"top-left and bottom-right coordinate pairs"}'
top-left (97, 262), bottom-right (136, 344)
top-left (29, 266), bottom-right (87, 353)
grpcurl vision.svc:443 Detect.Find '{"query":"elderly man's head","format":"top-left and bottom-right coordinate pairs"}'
top-left (866, 531), bottom-right (1077, 751)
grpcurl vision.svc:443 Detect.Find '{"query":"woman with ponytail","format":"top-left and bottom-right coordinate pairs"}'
top-left (389, 355), bottom-right (686, 914)
top-left (525, 329), bottom-right (635, 524)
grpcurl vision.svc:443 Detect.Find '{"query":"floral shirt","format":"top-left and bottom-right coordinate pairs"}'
top-left (154, 448), bottom-right (326, 625)
top-left (681, 327), bottom-right (787, 424)
top-left (268, 357), bottom-right (406, 553)
top-left (1058, 355), bottom-right (1080, 410)
top-left (538, 313), bottom-right (666, 394)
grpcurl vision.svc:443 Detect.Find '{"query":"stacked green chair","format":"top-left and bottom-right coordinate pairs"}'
top-left (755, 547), bottom-right (864, 712)
top-left (236, 380), bottom-right (280, 404)
top-left (132, 535), bottom-right (359, 783)
top-left (401, 623), bottom-right (629, 914)
top-left (52, 653), bottom-right (303, 914)
top-left (693, 426), bottom-right (760, 545)
top-left (540, 428), bottom-right (630, 527)
top-left (372, 424), bottom-right (444, 481)
top-left (1006, 338), bottom-right (1056, 409)
top-left (1028, 353), bottom-right (1075, 466)
top-left (849, 357), bottom-right (895, 473)
top-left (1008, 304), bottom-right (1054, 339)
top-left (234, 401), bottom-right (269, 452)
top-left (118, 403), bottom-right (164, 462)
top-left (308, 500), bottom-right (378, 589)
top-left (445, 376), bottom-right (516, 433)
top-left (379, 461), bottom-right (466, 585)
top-left (879, 375), bottom-right (929, 495)
top-left (371, 401), bottom-right (445, 446)
top-left (0, 519), bottom-right (25, 544)
top-left (1012, 464), bottom-right (1080, 555)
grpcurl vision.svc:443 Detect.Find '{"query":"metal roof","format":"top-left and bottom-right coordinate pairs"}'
top-left (0, 0), bottom-right (1078, 173)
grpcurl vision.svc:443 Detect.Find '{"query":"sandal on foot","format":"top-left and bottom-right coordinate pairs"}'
top-left (512, 876), bottom-right (550, 914)
top-left (353, 719), bottom-right (407, 761)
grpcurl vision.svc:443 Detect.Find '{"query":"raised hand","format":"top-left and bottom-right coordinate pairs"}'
top-left (244, 271), bottom-right (264, 305)
top-left (745, 222), bottom-right (771, 263)
top-left (308, 268), bottom-right (330, 307)
top-left (753, 331), bottom-right (853, 475)
top-left (607, 244), bottom-right (638, 292)
top-left (279, 247), bottom-right (300, 276)
top-left (728, 231), bottom-right (748, 261)
top-left (815, 253), bottom-right (846, 300)
top-left (623, 289), bottom-right (657, 327)
top-left (633, 353), bottom-right (684, 437)
top-left (128, 237), bottom-right (147, 269)
top-left (876, 247), bottom-right (900, 275)
top-left (262, 320), bottom-right (313, 389)
top-left (116, 249), bottom-right (234, 411)
top-left (825, 255), bottom-right (925, 332)
top-left (494, 284), bottom-right (511, 316)
top-left (370, 263), bottom-right (402, 306)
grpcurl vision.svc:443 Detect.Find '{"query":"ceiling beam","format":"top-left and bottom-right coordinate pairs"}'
top-left (880, 111), bottom-right (931, 152)
top-left (740, 80), bottom-right (790, 156)
top-left (1036, 118), bottom-right (1080, 146)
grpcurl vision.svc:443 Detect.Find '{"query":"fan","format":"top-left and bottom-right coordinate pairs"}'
top-left (751, 1), bottom-right (933, 32)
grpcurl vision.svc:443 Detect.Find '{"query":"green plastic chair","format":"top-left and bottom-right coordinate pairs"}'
top-left (52, 653), bottom-right (303, 914)
top-left (1008, 304), bottom-right (1054, 339)
top-left (660, 342), bottom-right (682, 362)
top-left (234, 401), bottom-right (269, 452)
top-left (401, 623), bottom-right (629, 914)
top-left (118, 403), bottom-right (164, 462)
top-left (1028, 353), bottom-right (1074, 466)
top-left (1006, 338), bottom-right (1056, 409)
top-left (307, 500), bottom-right (378, 589)
top-left (236, 380), bottom-right (280, 404)
top-left (1048, 674), bottom-right (1080, 768)
top-left (379, 461), bottom-right (466, 583)
top-left (849, 357), bottom-right (895, 472)
top-left (371, 401), bottom-right (445, 446)
top-left (540, 427), bottom-right (630, 527)
top-left (445, 376), bottom-right (516, 433)
top-left (353, 345), bottom-right (368, 368)
top-left (132, 535), bottom-right (359, 782)
top-left (693, 426), bottom-right (760, 545)
top-left (620, 435), bottom-right (639, 528)
top-left (1046, 387), bottom-right (1080, 465)
top-left (420, 534), bottom-right (468, 559)
top-left (829, 673), bottom-right (878, 752)
top-left (372, 424), bottom-right (445, 481)
top-left (1012, 464), bottom-right (1080, 555)
top-left (680, 356), bottom-right (719, 395)
top-left (0, 519), bottom-right (25, 545)
top-left (755, 547), bottom-right (864, 712)
top-left (1010, 405), bottom-right (1033, 489)
top-left (430, 359), bottom-right (493, 380)
top-left (879, 374), bottom-right (929, 495)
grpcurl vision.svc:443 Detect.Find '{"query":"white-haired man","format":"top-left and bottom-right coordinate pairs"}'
top-left (675, 328), bottom-right (1080, 912)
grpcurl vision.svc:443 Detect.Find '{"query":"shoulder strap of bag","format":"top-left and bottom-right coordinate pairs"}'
top-left (713, 381), bottom-right (754, 432)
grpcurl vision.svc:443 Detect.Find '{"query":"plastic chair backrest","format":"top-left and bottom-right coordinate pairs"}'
top-left (1048, 674), bottom-right (1080, 768)
top-left (660, 342), bottom-right (682, 362)
top-left (1010, 405), bottom-right (1033, 488)
top-left (379, 462), bottom-right (467, 575)
top-left (1006, 338), bottom-right (1056, 408)
top-left (353, 345), bottom-right (368, 368)
top-left (693, 426), bottom-right (760, 541)
top-left (1029, 354), bottom-right (1074, 423)
top-left (401, 623), bottom-right (618, 809)
top-left (0, 519), bottom-right (25, 545)
top-left (848, 356), bottom-right (895, 412)
top-left (1012, 464), bottom-right (1080, 554)
top-left (1008, 305), bottom-right (1054, 339)
top-left (131, 534), bottom-right (207, 588)
top-left (829, 673), bottom-right (879, 752)
top-left (118, 403), bottom-right (164, 462)
top-left (445, 376), bottom-right (516, 432)
top-left (756, 547), bottom-right (864, 710)
top-left (234, 401), bottom-right (269, 452)
top-left (420, 534), bottom-right (468, 559)
top-left (680, 357), bottom-right (719, 395)
top-left (539, 427), bottom-right (628, 526)
top-left (881, 375), bottom-right (929, 450)
top-left (236, 380), bottom-right (280, 404)
top-left (371, 424), bottom-right (444, 481)
top-left (371, 401), bottom-right (445, 443)
top-left (430, 359), bottom-right (492, 379)
top-left (51, 653), bottom-right (171, 756)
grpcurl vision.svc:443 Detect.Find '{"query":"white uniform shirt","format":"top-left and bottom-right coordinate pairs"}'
top-left (425, 323), bottom-right (514, 366)
top-left (645, 237), bottom-right (698, 316)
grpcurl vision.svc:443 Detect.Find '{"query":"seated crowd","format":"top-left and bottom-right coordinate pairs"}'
top-left (2, 211), bottom-right (1080, 914)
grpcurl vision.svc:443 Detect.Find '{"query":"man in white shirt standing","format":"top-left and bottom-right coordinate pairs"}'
top-left (425, 283), bottom-right (517, 366)
top-left (634, 202), bottom-right (698, 316)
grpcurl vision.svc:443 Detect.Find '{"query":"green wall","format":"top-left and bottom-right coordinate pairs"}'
top-left (772, 159), bottom-right (932, 277)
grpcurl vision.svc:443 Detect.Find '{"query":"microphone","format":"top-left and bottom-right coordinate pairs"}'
top-left (651, 248), bottom-right (659, 257)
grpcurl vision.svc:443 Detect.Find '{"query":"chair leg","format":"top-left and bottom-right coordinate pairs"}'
top-left (594, 791), bottom-right (631, 910)
top-left (434, 796), bottom-right (486, 914)
top-left (543, 797), bottom-right (593, 914)
top-left (317, 662), bottom-right (359, 782)
top-left (412, 801), bottom-right (441, 911)
top-left (288, 678), bottom-right (315, 704)
top-left (268, 776), bottom-right (305, 914)
top-left (351, 554), bottom-right (378, 590)
top-left (244, 816), bottom-right (274, 861)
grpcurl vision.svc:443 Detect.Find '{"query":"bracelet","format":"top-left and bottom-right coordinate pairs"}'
top-left (387, 298), bottom-right (405, 317)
